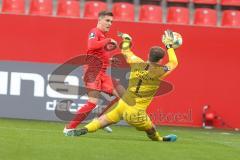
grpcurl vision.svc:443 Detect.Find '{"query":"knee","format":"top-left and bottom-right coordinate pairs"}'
top-left (98, 115), bottom-right (112, 127)
top-left (87, 98), bottom-right (98, 104)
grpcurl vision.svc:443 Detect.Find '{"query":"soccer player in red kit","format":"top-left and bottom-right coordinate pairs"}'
top-left (63, 11), bottom-right (125, 135)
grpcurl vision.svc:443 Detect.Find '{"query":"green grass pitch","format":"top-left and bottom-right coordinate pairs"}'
top-left (0, 118), bottom-right (240, 160)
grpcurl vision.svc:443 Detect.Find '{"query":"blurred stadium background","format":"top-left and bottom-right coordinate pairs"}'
top-left (0, 0), bottom-right (240, 160)
top-left (0, 0), bottom-right (240, 26)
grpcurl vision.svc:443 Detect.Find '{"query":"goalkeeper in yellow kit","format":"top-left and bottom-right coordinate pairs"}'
top-left (67, 30), bottom-right (179, 142)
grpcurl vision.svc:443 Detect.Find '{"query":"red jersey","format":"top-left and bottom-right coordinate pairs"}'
top-left (86, 27), bottom-right (111, 73)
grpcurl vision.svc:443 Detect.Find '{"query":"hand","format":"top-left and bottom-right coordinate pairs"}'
top-left (162, 30), bottom-right (174, 49)
top-left (118, 32), bottom-right (132, 50)
top-left (110, 38), bottom-right (118, 45)
top-left (104, 39), bottom-right (117, 51)
top-left (118, 32), bottom-right (132, 41)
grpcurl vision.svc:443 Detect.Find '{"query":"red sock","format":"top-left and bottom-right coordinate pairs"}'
top-left (67, 101), bottom-right (96, 129)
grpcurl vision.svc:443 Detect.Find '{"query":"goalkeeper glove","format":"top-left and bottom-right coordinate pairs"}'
top-left (118, 32), bottom-right (132, 41)
top-left (162, 30), bottom-right (174, 49)
top-left (118, 32), bottom-right (132, 50)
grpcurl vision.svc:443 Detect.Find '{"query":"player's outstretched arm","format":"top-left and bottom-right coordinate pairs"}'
top-left (165, 48), bottom-right (178, 71)
top-left (118, 32), bottom-right (143, 64)
top-left (162, 30), bottom-right (179, 77)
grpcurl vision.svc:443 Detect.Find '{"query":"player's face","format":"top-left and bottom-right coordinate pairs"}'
top-left (99, 16), bottom-right (113, 32)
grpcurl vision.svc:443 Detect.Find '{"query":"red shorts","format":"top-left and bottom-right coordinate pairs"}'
top-left (84, 73), bottom-right (117, 95)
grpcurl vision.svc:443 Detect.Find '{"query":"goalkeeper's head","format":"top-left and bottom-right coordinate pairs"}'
top-left (149, 46), bottom-right (165, 63)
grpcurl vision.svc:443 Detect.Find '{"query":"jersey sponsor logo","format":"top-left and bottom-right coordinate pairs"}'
top-left (89, 32), bottom-right (96, 39)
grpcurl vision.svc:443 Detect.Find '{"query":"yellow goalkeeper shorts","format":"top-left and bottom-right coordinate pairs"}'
top-left (106, 99), bottom-right (153, 131)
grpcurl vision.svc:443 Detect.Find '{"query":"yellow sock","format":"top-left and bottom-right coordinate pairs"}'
top-left (85, 119), bottom-right (101, 132)
top-left (147, 131), bottom-right (163, 141)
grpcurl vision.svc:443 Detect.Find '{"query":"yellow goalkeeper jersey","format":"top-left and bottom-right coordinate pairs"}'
top-left (121, 45), bottom-right (178, 110)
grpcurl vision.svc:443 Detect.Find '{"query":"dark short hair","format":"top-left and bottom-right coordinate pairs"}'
top-left (149, 46), bottom-right (165, 62)
top-left (98, 10), bottom-right (114, 18)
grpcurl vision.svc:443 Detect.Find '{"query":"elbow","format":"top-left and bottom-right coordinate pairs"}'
top-left (170, 60), bottom-right (179, 70)
top-left (174, 60), bottom-right (179, 68)
top-left (173, 62), bottom-right (178, 69)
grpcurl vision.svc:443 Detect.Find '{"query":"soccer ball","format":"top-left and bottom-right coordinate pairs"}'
top-left (172, 32), bottom-right (183, 49)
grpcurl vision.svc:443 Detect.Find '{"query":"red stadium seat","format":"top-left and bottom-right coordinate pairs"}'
top-left (2, 0), bottom-right (25, 14)
top-left (193, 0), bottom-right (217, 5)
top-left (139, 4), bottom-right (162, 23)
top-left (194, 8), bottom-right (217, 26)
top-left (57, 0), bottom-right (80, 17)
top-left (112, 2), bottom-right (134, 21)
top-left (84, 1), bottom-right (107, 19)
top-left (221, 0), bottom-right (240, 7)
top-left (29, 0), bottom-right (52, 16)
top-left (167, 6), bottom-right (189, 24)
top-left (167, 0), bottom-right (189, 3)
top-left (221, 10), bottom-right (240, 27)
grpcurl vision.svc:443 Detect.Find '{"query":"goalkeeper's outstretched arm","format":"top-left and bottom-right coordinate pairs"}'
top-left (161, 48), bottom-right (178, 78)
top-left (161, 30), bottom-right (179, 78)
top-left (166, 48), bottom-right (178, 71)
top-left (119, 33), bottom-right (144, 64)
